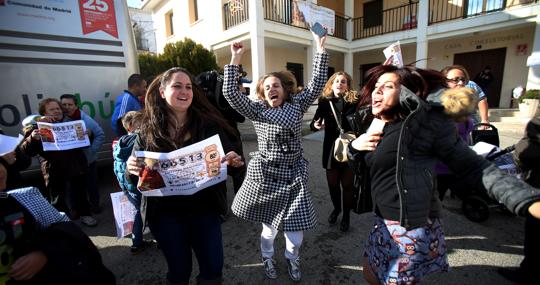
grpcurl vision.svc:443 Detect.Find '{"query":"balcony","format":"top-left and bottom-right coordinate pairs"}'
top-left (429, 0), bottom-right (538, 24)
top-left (263, 0), bottom-right (348, 40)
top-left (352, 0), bottom-right (538, 40)
top-left (222, 0), bottom-right (348, 39)
top-left (352, 2), bottom-right (418, 40)
top-left (223, 0), bottom-right (249, 30)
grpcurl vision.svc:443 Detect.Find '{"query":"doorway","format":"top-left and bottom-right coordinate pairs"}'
top-left (286, 62), bottom-right (304, 87)
top-left (454, 48), bottom-right (506, 107)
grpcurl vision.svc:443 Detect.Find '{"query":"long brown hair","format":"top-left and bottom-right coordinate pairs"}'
top-left (255, 70), bottom-right (299, 106)
top-left (320, 71), bottom-right (358, 103)
top-left (140, 67), bottom-right (238, 151)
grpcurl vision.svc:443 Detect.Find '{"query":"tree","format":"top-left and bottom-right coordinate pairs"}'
top-left (138, 37), bottom-right (219, 80)
top-left (162, 38), bottom-right (219, 76)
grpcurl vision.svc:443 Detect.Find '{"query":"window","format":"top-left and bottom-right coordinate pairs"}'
top-left (165, 10), bottom-right (174, 37)
top-left (189, 0), bottom-right (203, 23)
top-left (363, 0), bottom-right (382, 29)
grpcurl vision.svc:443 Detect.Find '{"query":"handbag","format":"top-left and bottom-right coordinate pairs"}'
top-left (329, 101), bottom-right (356, 162)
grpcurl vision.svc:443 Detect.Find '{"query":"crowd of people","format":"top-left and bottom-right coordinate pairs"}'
top-left (2, 29), bottom-right (540, 285)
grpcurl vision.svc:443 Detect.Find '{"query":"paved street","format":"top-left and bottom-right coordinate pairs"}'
top-left (82, 119), bottom-right (525, 285)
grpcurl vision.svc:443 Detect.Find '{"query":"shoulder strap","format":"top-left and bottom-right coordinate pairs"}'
top-left (329, 101), bottom-right (344, 133)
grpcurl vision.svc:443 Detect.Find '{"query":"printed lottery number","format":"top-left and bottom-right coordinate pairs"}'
top-left (159, 152), bottom-right (204, 169)
top-left (82, 0), bottom-right (109, 12)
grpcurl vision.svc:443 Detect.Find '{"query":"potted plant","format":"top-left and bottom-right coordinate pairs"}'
top-left (519, 89), bottom-right (540, 118)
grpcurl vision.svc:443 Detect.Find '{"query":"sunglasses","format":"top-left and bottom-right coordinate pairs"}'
top-left (446, 77), bottom-right (467, 84)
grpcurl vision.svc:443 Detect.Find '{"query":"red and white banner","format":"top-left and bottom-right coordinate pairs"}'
top-left (79, 0), bottom-right (118, 38)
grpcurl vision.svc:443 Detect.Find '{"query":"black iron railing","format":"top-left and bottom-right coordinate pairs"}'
top-left (223, 0), bottom-right (249, 30)
top-left (262, 0), bottom-right (348, 40)
top-left (429, 0), bottom-right (538, 25)
top-left (352, 2), bottom-right (418, 40)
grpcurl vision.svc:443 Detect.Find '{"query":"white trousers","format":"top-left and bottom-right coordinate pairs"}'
top-left (260, 223), bottom-right (303, 260)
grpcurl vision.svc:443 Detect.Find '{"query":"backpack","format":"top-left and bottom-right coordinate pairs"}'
top-left (195, 70), bottom-right (245, 123)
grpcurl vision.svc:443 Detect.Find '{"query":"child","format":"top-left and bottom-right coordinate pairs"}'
top-left (112, 111), bottom-right (150, 254)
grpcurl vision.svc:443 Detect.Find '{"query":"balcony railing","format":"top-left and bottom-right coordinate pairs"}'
top-left (429, 0), bottom-right (539, 25)
top-left (262, 0), bottom-right (348, 40)
top-left (352, 2), bottom-right (418, 40)
top-left (223, 0), bottom-right (249, 30)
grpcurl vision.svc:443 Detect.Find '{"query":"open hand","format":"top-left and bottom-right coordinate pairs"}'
top-left (9, 251), bottom-right (47, 281)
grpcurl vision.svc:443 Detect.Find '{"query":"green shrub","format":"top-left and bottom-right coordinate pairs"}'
top-left (520, 89), bottom-right (540, 103)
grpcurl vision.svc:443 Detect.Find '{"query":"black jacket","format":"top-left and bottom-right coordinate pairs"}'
top-left (348, 87), bottom-right (540, 229)
top-left (514, 117), bottom-right (540, 188)
top-left (310, 96), bottom-right (356, 168)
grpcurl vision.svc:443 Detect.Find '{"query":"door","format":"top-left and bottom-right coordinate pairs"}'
top-left (454, 48), bottom-right (506, 107)
top-left (286, 62), bottom-right (304, 87)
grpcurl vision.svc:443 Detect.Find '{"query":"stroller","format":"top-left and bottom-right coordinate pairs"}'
top-left (457, 123), bottom-right (520, 222)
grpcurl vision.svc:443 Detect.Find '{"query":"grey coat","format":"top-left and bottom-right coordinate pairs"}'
top-left (223, 53), bottom-right (329, 231)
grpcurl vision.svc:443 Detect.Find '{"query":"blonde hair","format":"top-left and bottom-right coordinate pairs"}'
top-left (121, 111), bottom-right (144, 132)
top-left (440, 87), bottom-right (478, 122)
top-left (321, 71), bottom-right (358, 103)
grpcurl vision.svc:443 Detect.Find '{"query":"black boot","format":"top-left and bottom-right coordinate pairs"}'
top-left (340, 211), bottom-right (350, 232)
top-left (328, 209), bottom-right (340, 224)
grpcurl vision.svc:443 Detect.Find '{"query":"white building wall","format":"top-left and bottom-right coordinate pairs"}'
top-left (128, 7), bottom-right (157, 53)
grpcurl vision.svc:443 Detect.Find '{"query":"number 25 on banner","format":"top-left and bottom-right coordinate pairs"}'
top-left (82, 0), bottom-right (109, 12)
top-left (79, 0), bottom-right (119, 38)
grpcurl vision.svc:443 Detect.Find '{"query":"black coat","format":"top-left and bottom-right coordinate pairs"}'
top-left (514, 117), bottom-right (540, 188)
top-left (347, 87), bottom-right (540, 229)
top-left (310, 96), bottom-right (356, 168)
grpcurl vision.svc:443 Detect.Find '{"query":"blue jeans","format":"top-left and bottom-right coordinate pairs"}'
top-left (148, 212), bottom-right (223, 283)
top-left (124, 189), bottom-right (143, 247)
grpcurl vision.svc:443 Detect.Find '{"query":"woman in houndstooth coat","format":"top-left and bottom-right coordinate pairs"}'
top-left (223, 32), bottom-right (328, 282)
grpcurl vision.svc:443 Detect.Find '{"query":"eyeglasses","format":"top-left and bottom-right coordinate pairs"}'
top-left (446, 77), bottom-right (467, 84)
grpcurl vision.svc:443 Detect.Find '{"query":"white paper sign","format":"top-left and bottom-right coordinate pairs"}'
top-left (0, 134), bottom-right (23, 156)
top-left (134, 135), bottom-right (227, 197)
top-left (367, 118), bottom-right (386, 134)
top-left (383, 41), bottom-right (404, 67)
top-left (294, 0), bottom-right (335, 35)
top-left (110, 191), bottom-right (136, 239)
top-left (37, 120), bottom-right (90, 151)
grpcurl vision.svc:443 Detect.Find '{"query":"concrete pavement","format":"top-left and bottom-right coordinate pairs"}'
top-left (83, 118), bottom-right (527, 285)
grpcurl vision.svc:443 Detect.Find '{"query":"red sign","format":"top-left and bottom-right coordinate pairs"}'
top-left (79, 0), bottom-right (118, 38)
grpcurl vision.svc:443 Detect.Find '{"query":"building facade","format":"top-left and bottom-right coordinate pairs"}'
top-left (140, 0), bottom-right (540, 108)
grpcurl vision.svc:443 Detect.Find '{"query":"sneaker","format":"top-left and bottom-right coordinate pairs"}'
top-left (80, 215), bottom-right (97, 227)
top-left (262, 257), bottom-right (277, 279)
top-left (130, 240), bottom-right (152, 255)
top-left (286, 257), bottom-right (301, 282)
